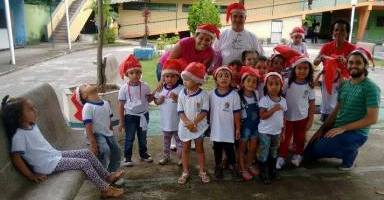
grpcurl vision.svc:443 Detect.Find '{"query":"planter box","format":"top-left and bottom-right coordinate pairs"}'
top-left (133, 47), bottom-right (155, 60)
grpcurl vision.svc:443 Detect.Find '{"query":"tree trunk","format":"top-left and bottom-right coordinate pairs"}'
top-left (97, 0), bottom-right (105, 92)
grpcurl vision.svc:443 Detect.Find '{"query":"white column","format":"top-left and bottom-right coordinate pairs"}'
top-left (4, 0), bottom-right (15, 65)
top-left (64, 0), bottom-right (72, 50)
top-left (349, 0), bottom-right (357, 42)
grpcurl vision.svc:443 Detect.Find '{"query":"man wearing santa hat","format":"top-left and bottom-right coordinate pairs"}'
top-left (304, 48), bottom-right (380, 171)
top-left (213, 2), bottom-right (264, 66)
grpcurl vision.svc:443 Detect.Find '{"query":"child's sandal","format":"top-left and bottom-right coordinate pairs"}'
top-left (199, 171), bottom-right (210, 184)
top-left (178, 172), bottom-right (189, 185)
top-left (248, 166), bottom-right (259, 176)
top-left (241, 170), bottom-right (253, 181)
top-left (107, 170), bottom-right (125, 183)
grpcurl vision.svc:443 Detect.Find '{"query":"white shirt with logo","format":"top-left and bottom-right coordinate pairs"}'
top-left (258, 96), bottom-right (287, 135)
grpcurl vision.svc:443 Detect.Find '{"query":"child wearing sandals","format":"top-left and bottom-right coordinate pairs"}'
top-left (238, 66), bottom-right (261, 181)
top-left (258, 72), bottom-right (287, 184)
top-left (71, 84), bottom-right (121, 172)
top-left (1, 96), bottom-right (125, 198)
top-left (177, 62), bottom-right (210, 184)
top-left (209, 66), bottom-right (241, 180)
top-left (153, 59), bottom-right (185, 165)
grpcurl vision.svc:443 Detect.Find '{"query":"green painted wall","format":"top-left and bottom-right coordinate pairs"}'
top-left (363, 11), bottom-right (384, 43)
top-left (24, 4), bottom-right (50, 44)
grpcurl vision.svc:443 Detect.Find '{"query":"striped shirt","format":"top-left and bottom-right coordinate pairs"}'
top-left (334, 78), bottom-right (381, 136)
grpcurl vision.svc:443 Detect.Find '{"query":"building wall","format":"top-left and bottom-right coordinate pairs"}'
top-left (24, 4), bottom-right (50, 44)
top-left (363, 10), bottom-right (384, 43)
top-left (0, 0), bottom-right (26, 47)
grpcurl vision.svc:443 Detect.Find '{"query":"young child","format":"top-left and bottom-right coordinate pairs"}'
top-left (269, 54), bottom-right (285, 75)
top-left (238, 66), bottom-right (261, 181)
top-left (277, 57), bottom-right (315, 169)
top-left (255, 56), bottom-right (268, 98)
top-left (1, 96), bottom-right (124, 198)
top-left (288, 27), bottom-right (309, 57)
top-left (258, 72), bottom-right (287, 184)
top-left (209, 66), bottom-right (241, 180)
top-left (71, 84), bottom-right (121, 172)
top-left (177, 62), bottom-right (210, 184)
top-left (227, 60), bottom-right (243, 88)
top-left (314, 69), bottom-right (341, 122)
top-left (242, 50), bottom-right (259, 68)
top-left (118, 55), bottom-right (154, 167)
top-left (153, 59), bottom-right (184, 165)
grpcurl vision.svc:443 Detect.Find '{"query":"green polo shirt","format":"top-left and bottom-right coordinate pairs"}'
top-left (334, 78), bottom-right (381, 136)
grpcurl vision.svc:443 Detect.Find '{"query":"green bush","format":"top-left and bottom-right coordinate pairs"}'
top-left (104, 27), bottom-right (117, 44)
top-left (187, 0), bottom-right (221, 34)
top-left (155, 34), bottom-right (180, 50)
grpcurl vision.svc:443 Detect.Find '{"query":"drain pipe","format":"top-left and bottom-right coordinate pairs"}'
top-left (64, 0), bottom-right (72, 51)
top-left (4, 0), bottom-right (15, 65)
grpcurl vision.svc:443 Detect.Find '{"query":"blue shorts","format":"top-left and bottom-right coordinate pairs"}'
top-left (241, 127), bottom-right (259, 141)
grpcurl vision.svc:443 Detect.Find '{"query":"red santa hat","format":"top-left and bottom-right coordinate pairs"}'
top-left (291, 56), bottom-right (314, 69)
top-left (181, 62), bottom-right (206, 84)
top-left (264, 72), bottom-right (284, 86)
top-left (119, 55), bottom-right (141, 79)
top-left (70, 85), bottom-right (84, 121)
top-left (290, 27), bottom-right (305, 38)
top-left (213, 66), bottom-right (232, 79)
top-left (162, 59), bottom-right (186, 76)
top-left (196, 24), bottom-right (221, 39)
top-left (273, 45), bottom-right (303, 68)
top-left (239, 66), bottom-right (260, 82)
top-left (349, 47), bottom-right (375, 67)
top-left (226, 3), bottom-right (246, 23)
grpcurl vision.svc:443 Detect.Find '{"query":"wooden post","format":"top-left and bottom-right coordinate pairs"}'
top-left (356, 6), bottom-right (371, 42)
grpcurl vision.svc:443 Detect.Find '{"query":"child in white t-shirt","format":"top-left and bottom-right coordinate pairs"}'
top-left (238, 66), bottom-right (261, 181)
top-left (118, 55), bottom-right (154, 167)
top-left (177, 62), bottom-right (210, 184)
top-left (258, 72), bottom-right (287, 184)
top-left (154, 59), bottom-right (184, 165)
top-left (277, 57), bottom-right (315, 169)
top-left (2, 96), bottom-right (124, 198)
top-left (72, 84), bottom-right (121, 172)
top-left (209, 66), bottom-right (241, 180)
top-left (288, 27), bottom-right (309, 57)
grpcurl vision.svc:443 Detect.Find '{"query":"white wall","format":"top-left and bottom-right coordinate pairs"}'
top-left (0, 29), bottom-right (9, 50)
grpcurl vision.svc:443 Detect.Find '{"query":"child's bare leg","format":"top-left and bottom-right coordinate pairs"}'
top-left (194, 138), bottom-right (206, 173)
top-left (239, 140), bottom-right (247, 171)
top-left (182, 141), bottom-right (191, 173)
top-left (247, 139), bottom-right (257, 168)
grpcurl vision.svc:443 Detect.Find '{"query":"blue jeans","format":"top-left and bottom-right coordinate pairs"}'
top-left (124, 113), bottom-right (149, 160)
top-left (94, 133), bottom-right (121, 172)
top-left (304, 130), bottom-right (368, 167)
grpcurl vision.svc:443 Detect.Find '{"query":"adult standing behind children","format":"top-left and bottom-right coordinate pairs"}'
top-left (155, 24), bottom-right (220, 81)
top-left (213, 2), bottom-right (264, 66)
top-left (304, 48), bottom-right (380, 170)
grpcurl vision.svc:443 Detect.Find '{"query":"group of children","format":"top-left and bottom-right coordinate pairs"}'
top-left (0, 25), bottom-right (338, 199)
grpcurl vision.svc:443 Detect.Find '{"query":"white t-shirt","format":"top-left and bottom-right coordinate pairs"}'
top-left (11, 125), bottom-right (62, 175)
top-left (209, 89), bottom-right (241, 143)
top-left (82, 100), bottom-right (113, 136)
top-left (214, 28), bottom-right (264, 65)
top-left (320, 80), bottom-right (340, 115)
top-left (283, 80), bottom-right (315, 121)
top-left (288, 42), bottom-right (308, 56)
top-left (118, 81), bottom-right (151, 114)
top-left (258, 96), bottom-right (287, 135)
top-left (257, 82), bottom-right (265, 99)
top-left (177, 88), bottom-right (209, 142)
top-left (155, 84), bottom-right (184, 132)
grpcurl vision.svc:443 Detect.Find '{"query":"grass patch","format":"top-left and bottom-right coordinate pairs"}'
top-left (140, 56), bottom-right (216, 91)
top-left (374, 59), bottom-right (384, 68)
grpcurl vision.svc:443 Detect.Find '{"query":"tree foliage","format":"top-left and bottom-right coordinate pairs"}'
top-left (187, 0), bottom-right (221, 34)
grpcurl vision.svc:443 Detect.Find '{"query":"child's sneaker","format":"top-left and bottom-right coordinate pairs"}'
top-left (276, 157), bottom-right (285, 170)
top-left (199, 171), bottom-right (210, 183)
top-left (338, 164), bottom-right (354, 171)
top-left (140, 153), bottom-right (153, 163)
top-left (122, 159), bottom-right (134, 167)
top-left (177, 160), bottom-right (183, 167)
top-left (158, 156), bottom-right (170, 165)
top-left (291, 154), bottom-right (302, 167)
top-left (101, 186), bottom-right (124, 198)
top-left (214, 166), bottom-right (224, 180)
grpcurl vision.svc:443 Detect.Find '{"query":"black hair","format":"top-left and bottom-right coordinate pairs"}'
top-left (228, 59), bottom-right (243, 70)
top-left (271, 54), bottom-right (285, 63)
top-left (348, 51), bottom-right (369, 76)
top-left (331, 19), bottom-right (351, 36)
top-left (241, 50), bottom-right (259, 63)
top-left (258, 55), bottom-right (268, 62)
top-left (1, 95), bottom-right (27, 141)
top-left (288, 61), bottom-right (314, 88)
top-left (263, 76), bottom-right (283, 96)
top-left (78, 89), bottom-right (87, 105)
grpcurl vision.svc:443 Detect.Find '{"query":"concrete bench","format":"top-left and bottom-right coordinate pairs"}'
top-left (0, 83), bottom-right (87, 200)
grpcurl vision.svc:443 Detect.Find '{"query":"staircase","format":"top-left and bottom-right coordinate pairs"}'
top-left (51, 0), bottom-right (84, 43)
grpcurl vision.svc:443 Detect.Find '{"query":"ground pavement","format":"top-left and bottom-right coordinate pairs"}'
top-left (0, 43), bottom-right (384, 199)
